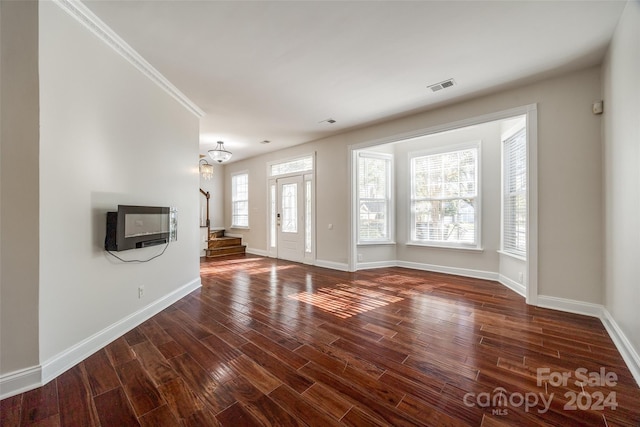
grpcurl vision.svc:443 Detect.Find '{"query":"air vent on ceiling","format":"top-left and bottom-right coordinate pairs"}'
top-left (428, 78), bottom-right (456, 92)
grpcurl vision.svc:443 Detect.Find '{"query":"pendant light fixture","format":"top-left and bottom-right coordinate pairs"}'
top-left (208, 141), bottom-right (232, 163)
top-left (199, 158), bottom-right (214, 180)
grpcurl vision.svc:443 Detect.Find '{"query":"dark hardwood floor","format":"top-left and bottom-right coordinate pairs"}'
top-left (2, 255), bottom-right (639, 426)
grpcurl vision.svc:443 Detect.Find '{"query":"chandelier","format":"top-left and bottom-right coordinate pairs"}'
top-left (208, 141), bottom-right (232, 163)
top-left (199, 158), bottom-right (214, 180)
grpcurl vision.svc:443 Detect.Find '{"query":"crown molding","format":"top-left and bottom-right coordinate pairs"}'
top-left (52, 0), bottom-right (205, 118)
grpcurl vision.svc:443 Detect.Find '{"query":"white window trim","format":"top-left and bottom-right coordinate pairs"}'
top-left (497, 249), bottom-right (526, 262)
top-left (357, 241), bottom-right (397, 246)
top-left (408, 242), bottom-right (484, 251)
top-left (356, 151), bottom-right (394, 245)
top-left (408, 140), bottom-right (482, 250)
top-left (231, 171), bottom-right (249, 229)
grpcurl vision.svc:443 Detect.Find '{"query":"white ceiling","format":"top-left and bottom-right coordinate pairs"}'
top-left (84, 0), bottom-right (626, 163)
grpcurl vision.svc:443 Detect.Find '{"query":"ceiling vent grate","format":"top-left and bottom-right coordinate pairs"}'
top-left (428, 78), bottom-right (456, 92)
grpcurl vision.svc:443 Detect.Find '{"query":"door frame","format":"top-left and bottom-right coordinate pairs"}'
top-left (266, 153), bottom-right (316, 264)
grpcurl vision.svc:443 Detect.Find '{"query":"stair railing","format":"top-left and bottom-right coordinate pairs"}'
top-left (199, 188), bottom-right (210, 239)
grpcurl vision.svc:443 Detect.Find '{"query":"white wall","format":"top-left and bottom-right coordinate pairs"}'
top-left (37, 2), bottom-right (201, 365)
top-left (0, 0), bottom-right (41, 376)
top-left (602, 1), bottom-right (640, 364)
top-left (225, 66), bottom-right (603, 304)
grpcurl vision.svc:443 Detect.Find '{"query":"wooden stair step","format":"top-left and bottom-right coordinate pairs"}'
top-left (208, 236), bottom-right (242, 249)
top-left (209, 229), bottom-right (225, 239)
top-left (205, 245), bottom-right (246, 258)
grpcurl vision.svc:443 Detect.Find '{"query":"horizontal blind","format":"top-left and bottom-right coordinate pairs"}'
top-left (503, 128), bottom-right (526, 257)
top-left (411, 146), bottom-right (478, 245)
top-left (232, 173), bottom-right (249, 227)
top-left (357, 154), bottom-right (390, 242)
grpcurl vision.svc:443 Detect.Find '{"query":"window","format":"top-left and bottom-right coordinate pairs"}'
top-left (503, 128), bottom-right (526, 257)
top-left (231, 172), bottom-right (249, 228)
top-left (281, 183), bottom-right (297, 233)
top-left (270, 183), bottom-right (276, 248)
top-left (357, 152), bottom-right (392, 243)
top-left (410, 143), bottom-right (479, 248)
top-left (270, 156), bottom-right (313, 177)
top-left (305, 179), bottom-right (312, 253)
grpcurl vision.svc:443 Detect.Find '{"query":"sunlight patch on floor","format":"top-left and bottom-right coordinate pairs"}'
top-left (288, 284), bottom-right (404, 318)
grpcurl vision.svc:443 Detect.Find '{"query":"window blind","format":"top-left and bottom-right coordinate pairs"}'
top-left (503, 128), bottom-right (526, 257)
top-left (410, 146), bottom-right (478, 246)
top-left (232, 173), bottom-right (249, 227)
top-left (357, 153), bottom-right (392, 242)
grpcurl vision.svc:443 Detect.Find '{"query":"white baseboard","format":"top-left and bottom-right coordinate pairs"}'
top-left (0, 277), bottom-right (201, 400)
top-left (246, 247), bottom-right (268, 257)
top-left (315, 259), bottom-right (350, 272)
top-left (537, 295), bottom-right (640, 388)
top-left (498, 274), bottom-right (526, 297)
top-left (396, 260), bottom-right (499, 281)
top-left (357, 259), bottom-right (498, 282)
top-left (536, 295), bottom-right (604, 318)
top-left (0, 366), bottom-right (42, 400)
top-left (357, 260), bottom-right (398, 270)
top-left (601, 308), bottom-right (640, 387)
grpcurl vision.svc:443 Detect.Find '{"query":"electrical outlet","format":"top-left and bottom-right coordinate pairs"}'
top-left (518, 272), bottom-right (524, 284)
top-left (138, 285), bottom-right (145, 299)
top-left (357, 253), bottom-right (363, 262)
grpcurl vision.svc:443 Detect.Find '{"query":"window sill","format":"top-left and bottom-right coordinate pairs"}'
top-left (357, 241), bottom-right (397, 246)
top-left (497, 250), bottom-right (526, 262)
top-left (230, 226), bottom-right (250, 230)
top-left (406, 242), bottom-right (483, 252)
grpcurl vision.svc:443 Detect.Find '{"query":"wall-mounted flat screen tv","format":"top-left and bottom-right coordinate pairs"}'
top-left (105, 205), bottom-right (171, 251)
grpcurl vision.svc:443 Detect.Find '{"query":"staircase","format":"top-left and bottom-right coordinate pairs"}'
top-left (206, 229), bottom-right (246, 257)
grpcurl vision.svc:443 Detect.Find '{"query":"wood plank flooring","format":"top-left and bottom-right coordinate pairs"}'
top-left (2, 255), bottom-right (639, 426)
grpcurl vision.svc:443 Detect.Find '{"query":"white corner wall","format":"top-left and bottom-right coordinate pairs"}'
top-left (602, 0), bottom-right (640, 377)
top-left (37, 1), bottom-right (201, 374)
top-left (0, 0), bottom-right (41, 380)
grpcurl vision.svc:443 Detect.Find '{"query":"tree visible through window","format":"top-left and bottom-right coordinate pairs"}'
top-left (231, 173), bottom-right (248, 227)
top-left (410, 144), bottom-right (479, 247)
top-left (357, 153), bottom-right (392, 242)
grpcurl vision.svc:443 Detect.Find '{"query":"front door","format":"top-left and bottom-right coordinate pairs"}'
top-left (277, 175), bottom-right (305, 262)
